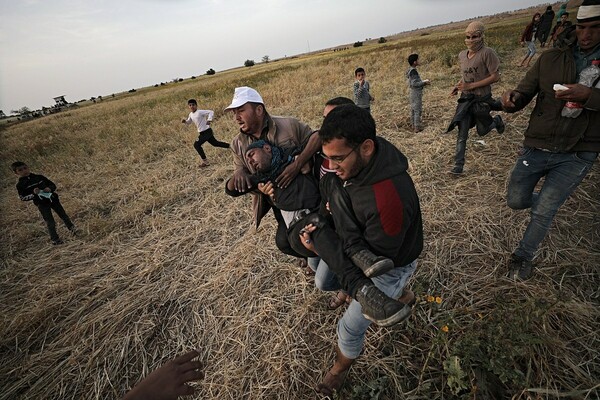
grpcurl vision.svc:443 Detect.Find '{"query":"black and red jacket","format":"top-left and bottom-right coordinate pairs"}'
top-left (323, 137), bottom-right (423, 268)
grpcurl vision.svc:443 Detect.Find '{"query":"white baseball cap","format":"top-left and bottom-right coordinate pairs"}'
top-left (224, 86), bottom-right (264, 111)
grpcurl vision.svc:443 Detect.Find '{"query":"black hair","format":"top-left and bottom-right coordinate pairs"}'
top-left (248, 102), bottom-right (267, 114)
top-left (325, 97), bottom-right (354, 107)
top-left (319, 104), bottom-right (375, 147)
top-left (187, 99), bottom-right (197, 105)
top-left (563, 12), bottom-right (569, 17)
top-left (354, 67), bottom-right (365, 76)
top-left (11, 161), bottom-right (27, 172)
top-left (408, 53), bottom-right (419, 66)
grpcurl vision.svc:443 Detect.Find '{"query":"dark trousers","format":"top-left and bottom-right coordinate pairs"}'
top-left (193, 128), bottom-right (229, 160)
top-left (273, 207), bottom-right (304, 258)
top-left (538, 30), bottom-right (550, 45)
top-left (37, 197), bottom-right (73, 241)
top-left (455, 103), bottom-right (497, 168)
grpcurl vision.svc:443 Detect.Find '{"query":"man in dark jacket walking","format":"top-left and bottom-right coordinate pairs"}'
top-left (500, 0), bottom-right (600, 280)
top-left (538, 5), bottom-right (556, 47)
top-left (301, 104), bottom-right (423, 396)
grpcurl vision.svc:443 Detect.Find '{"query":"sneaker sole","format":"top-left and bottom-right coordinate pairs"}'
top-left (362, 303), bottom-right (412, 327)
top-left (363, 259), bottom-right (395, 278)
top-left (506, 268), bottom-right (533, 281)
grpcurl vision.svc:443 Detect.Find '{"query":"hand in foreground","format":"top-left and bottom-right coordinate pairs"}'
top-left (123, 350), bottom-right (204, 400)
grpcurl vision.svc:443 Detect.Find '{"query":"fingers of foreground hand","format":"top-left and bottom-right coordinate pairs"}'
top-left (173, 349), bottom-right (200, 364)
top-left (176, 384), bottom-right (195, 397)
top-left (180, 366), bottom-right (205, 383)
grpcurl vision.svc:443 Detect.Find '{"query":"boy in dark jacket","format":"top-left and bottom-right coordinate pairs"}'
top-left (12, 161), bottom-right (75, 245)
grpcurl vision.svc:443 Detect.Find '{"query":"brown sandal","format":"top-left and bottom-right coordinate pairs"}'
top-left (298, 259), bottom-right (316, 277)
top-left (316, 370), bottom-right (348, 396)
top-left (327, 291), bottom-right (349, 310)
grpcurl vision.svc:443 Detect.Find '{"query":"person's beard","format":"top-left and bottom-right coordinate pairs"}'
top-left (345, 152), bottom-right (368, 180)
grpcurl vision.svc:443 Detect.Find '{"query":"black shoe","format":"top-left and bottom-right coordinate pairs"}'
top-left (52, 238), bottom-right (64, 245)
top-left (449, 165), bottom-right (463, 175)
top-left (507, 254), bottom-right (534, 280)
top-left (494, 115), bottom-right (505, 134)
top-left (350, 249), bottom-right (394, 278)
top-left (355, 284), bottom-right (412, 327)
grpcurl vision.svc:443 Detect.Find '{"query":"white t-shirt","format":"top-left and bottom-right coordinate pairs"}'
top-left (185, 109), bottom-right (214, 133)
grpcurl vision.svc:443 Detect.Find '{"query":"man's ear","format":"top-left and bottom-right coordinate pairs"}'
top-left (264, 143), bottom-right (272, 154)
top-left (256, 104), bottom-right (265, 117)
top-left (360, 139), bottom-right (376, 157)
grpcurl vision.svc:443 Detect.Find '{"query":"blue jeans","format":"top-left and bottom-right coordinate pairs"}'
top-left (524, 41), bottom-right (536, 57)
top-left (337, 260), bottom-right (417, 359)
top-left (507, 147), bottom-right (598, 261)
top-left (307, 258), bottom-right (343, 292)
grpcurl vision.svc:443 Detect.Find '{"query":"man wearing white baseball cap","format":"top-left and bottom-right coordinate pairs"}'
top-left (225, 86), bottom-right (321, 259)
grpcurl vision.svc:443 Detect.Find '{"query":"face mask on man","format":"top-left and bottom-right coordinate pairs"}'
top-left (464, 21), bottom-right (485, 52)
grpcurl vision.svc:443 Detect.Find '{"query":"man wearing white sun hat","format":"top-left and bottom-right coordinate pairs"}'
top-left (224, 86), bottom-right (321, 261)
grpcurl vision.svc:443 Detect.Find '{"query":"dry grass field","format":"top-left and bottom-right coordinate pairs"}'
top-left (1, 6), bottom-right (598, 400)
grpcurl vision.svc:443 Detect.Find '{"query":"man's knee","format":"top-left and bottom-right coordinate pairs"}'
top-left (507, 193), bottom-right (530, 210)
top-left (507, 181), bottom-right (533, 210)
top-left (275, 229), bottom-right (296, 256)
top-left (506, 195), bottom-right (531, 210)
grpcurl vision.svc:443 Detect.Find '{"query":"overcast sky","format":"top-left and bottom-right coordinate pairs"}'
top-left (1, 0), bottom-right (548, 113)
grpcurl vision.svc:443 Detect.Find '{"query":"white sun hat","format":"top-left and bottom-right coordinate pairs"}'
top-left (224, 86), bottom-right (264, 111)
